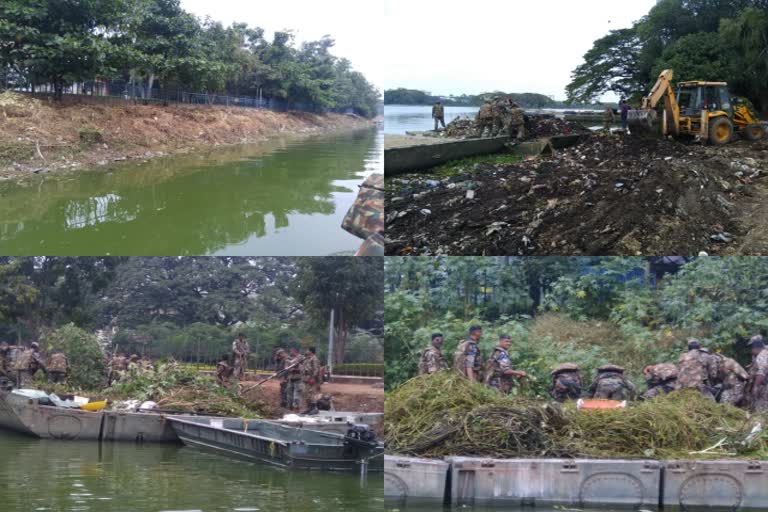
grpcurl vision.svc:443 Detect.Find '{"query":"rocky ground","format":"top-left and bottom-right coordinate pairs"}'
top-left (385, 131), bottom-right (768, 255)
top-left (0, 92), bottom-right (373, 178)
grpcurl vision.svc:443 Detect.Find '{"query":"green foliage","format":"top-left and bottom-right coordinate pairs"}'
top-left (0, 0), bottom-right (380, 116)
top-left (45, 323), bottom-right (104, 389)
top-left (566, 0), bottom-right (768, 110)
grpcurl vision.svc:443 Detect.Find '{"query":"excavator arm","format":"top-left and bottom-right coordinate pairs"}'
top-left (628, 69), bottom-right (679, 135)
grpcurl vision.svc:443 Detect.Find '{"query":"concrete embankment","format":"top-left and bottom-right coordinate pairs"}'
top-left (0, 92), bottom-right (374, 178)
top-left (385, 454), bottom-right (768, 509)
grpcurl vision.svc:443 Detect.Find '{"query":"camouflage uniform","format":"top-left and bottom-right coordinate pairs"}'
top-left (109, 354), bottom-right (128, 383)
top-left (432, 103), bottom-right (446, 130)
top-left (490, 98), bottom-right (505, 137)
top-left (47, 352), bottom-right (68, 384)
top-left (717, 356), bottom-right (749, 407)
top-left (749, 348), bottom-right (768, 412)
top-left (453, 339), bottom-right (483, 382)
top-left (0, 343), bottom-right (12, 382)
top-left (232, 337), bottom-right (250, 381)
top-left (484, 346), bottom-right (515, 394)
top-left (640, 363), bottom-right (679, 400)
top-left (14, 346), bottom-right (46, 388)
top-left (215, 359), bottom-right (233, 388)
top-left (285, 354), bottom-right (304, 410)
top-left (475, 100), bottom-right (495, 138)
top-left (678, 348), bottom-right (719, 399)
top-left (342, 173), bottom-right (383, 245)
top-left (274, 351), bottom-right (289, 408)
top-left (503, 100), bottom-right (525, 139)
top-left (550, 363), bottom-right (582, 402)
top-left (418, 345), bottom-right (447, 375)
top-left (589, 365), bottom-right (636, 400)
top-left (603, 105), bottom-right (615, 130)
top-left (300, 352), bottom-right (322, 409)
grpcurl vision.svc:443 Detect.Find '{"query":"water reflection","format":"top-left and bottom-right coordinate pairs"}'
top-left (0, 128), bottom-right (382, 256)
top-left (0, 433), bottom-right (382, 512)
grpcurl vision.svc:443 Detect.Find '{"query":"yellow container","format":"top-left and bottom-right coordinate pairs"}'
top-left (80, 400), bottom-right (107, 412)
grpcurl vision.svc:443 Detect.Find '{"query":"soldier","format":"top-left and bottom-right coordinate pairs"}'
top-left (506, 104), bottom-right (526, 140)
top-left (418, 333), bottom-right (447, 375)
top-left (215, 355), bottom-right (234, 388)
top-left (484, 334), bottom-right (526, 394)
top-left (0, 342), bottom-right (12, 382)
top-left (232, 333), bottom-right (250, 381)
top-left (274, 349), bottom-right (289, 408)
top-left (677, 338), bottom-right (719, 399)
top-left (432, 101), bottom-right (446, 131)
top-left (490, 96), bottom-right (505, 137)
top-left (453, 325), bottom-right (484, 382)
top-left (47, 349), bottom-right (68, 384)
top-left (14, 342), bottom-right (46, 388)
top-left (640, 363), bottom-right (679, 400)
top-left (748, 335), bottom-right (768, 412)
top-left (550, 363), bottom-right (583, 402)
top-left (589, 364), bottom-right (636, 400)
top-left (475, 99), bottom-right (495, 138)
top-left (603, 104), bottom-right (616, 130)
top-left (285, 347), bottom-right (304, 411)
top-left (109, 352), bottom-right (129, 384)
top-left (714, 354), bottom-right (749, 407)
top-left (301, 347), bottom-right (322, 412)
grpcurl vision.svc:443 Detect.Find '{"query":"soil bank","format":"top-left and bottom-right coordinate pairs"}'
top-left (0, 92), bottom-right (374, 179)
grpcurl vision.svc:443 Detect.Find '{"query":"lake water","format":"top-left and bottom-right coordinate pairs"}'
top-left (384, 105), bottom-right (603, 134)
top-left (0, 432), bottom-right (383, 512)
top-left (0, 128), bottom-right (382, 256)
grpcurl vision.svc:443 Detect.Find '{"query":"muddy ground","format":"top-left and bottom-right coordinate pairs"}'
top-left (0, 92), bottom-right (373, 178)
top-left (386, 131), bottom-right (768, 255)
top-left (245, 379), bottom-right (384, 415)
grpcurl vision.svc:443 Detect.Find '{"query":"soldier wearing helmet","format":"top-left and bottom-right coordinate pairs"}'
top-left (550, 363), bottom-right (582, 402)
top-left (14, 342), bottom-right (47, 388)
top-left (589, 364), bottom-right (636, 400)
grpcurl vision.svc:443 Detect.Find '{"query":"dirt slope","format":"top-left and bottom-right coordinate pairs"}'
top-left (0, 92), bottom-right (373, 177)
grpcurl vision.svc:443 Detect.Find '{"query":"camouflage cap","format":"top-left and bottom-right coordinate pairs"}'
top-left (597, 364), bottom-right (625, 373)
top-left (30, 342), bottom-right (39, 349)
top-left (748, 334), bottom-right (765, 347)
top-left (551, 362), bottom-right (580, 375)
top-left (687, 338), bottom-right (701, 348)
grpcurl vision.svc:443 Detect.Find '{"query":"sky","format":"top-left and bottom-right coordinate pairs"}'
top-left (180, 0), bottom-right (385, 90)
top-left (383, 0), bottom-right (658, 101)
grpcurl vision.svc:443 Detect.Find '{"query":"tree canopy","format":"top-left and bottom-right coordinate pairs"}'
top-left (566, 0), bottom-right (768, 110)
top-left (0, 0), bottom-right (381, 116)
top-left (0, 257), bottom-right (383, 365)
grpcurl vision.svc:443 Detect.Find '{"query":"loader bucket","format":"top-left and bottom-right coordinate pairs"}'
top-left (627, 109), bottom-right (658, 134)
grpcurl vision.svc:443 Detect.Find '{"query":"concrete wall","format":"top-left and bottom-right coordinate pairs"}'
top-left (385, 455), bottom-right (768, 510)
top-left (447, 457), bottom-right (660, 508)
top-left (385, 455), bottom-right (449, 501)
top-left (385, 137), bottom-right (508, 175)
top-left (664, 460), bottom-right (768, 510)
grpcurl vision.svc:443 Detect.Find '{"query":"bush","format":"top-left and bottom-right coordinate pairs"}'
top-left (45, 323), bottom-right (105, 389)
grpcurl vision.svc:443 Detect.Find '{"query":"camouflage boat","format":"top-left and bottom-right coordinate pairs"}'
top-left (169, 416), bottom-right (384, 472)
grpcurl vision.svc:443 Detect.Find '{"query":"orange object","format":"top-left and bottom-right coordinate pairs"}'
top-left (577, 399), bottom-right (626, 410)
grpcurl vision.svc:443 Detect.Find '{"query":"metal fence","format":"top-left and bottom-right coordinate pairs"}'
top-left (2, 76), bottom-right (355, 115)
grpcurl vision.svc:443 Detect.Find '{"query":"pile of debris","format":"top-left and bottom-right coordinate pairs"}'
top-left (525, 114), bottom-right (590, 138)
top-left (437, 114), bottom-right (588, 140)
top-left (385, 372), bottom-right (768, 459)
top-left (386, 132), bottom-right (767, 255)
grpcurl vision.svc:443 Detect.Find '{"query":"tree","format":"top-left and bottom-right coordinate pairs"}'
top-left (46, 323), bottom-right (105, 389)
top-left (720, 7), bottom-right (768, 110)
top-left (651, 32), bottom-right (731, 85)
top-left (0, 259), bottom-right (39, 342)
top-left (566, 28), bottom-right (644, 103)
top-left (293, 257), bottom-right (383, 364)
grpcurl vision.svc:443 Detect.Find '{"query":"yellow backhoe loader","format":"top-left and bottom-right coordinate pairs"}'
top-left (627, 69), bottom-right (765, 145)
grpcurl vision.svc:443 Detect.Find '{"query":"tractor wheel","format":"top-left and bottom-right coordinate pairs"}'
top-left (708, 117), bottom-right (733, 145)
top-left (744, 123), bottom-right (766, 141)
